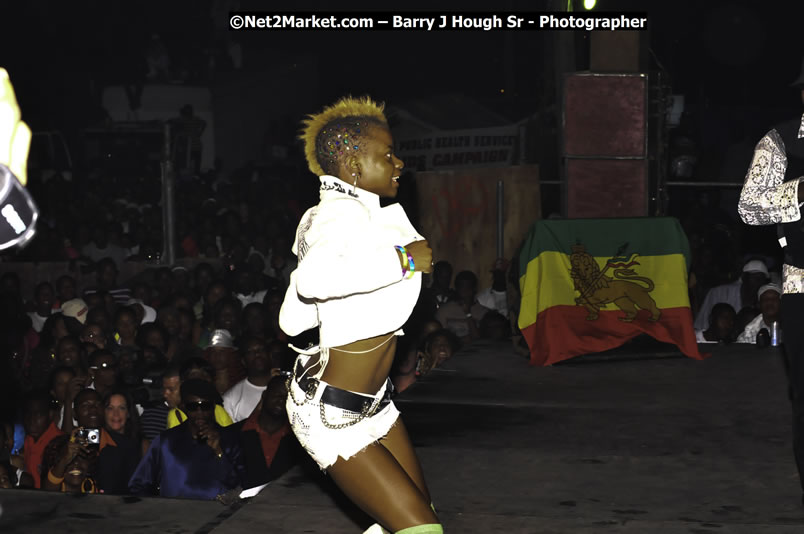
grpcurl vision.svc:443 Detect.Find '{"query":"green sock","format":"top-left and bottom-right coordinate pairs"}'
top-left (394, 524), bottom-right (443, 534)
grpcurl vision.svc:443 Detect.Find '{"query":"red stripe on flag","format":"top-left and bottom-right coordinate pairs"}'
top-left (520, 305), bottom-right (708, 366)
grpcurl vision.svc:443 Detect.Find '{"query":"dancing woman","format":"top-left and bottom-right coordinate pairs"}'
top-left (279, 96), bottom-right (441, 533)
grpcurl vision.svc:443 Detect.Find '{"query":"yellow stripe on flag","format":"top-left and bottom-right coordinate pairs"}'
top-left (518, 251), bottom-right (690, 329)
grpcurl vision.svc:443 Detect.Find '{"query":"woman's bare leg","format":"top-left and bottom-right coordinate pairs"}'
top-left (378, 419), bottom-right (432, 504)
top-left (326, 441), bottom-right (439, 532)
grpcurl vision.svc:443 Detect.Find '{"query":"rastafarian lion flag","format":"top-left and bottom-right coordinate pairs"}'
top-left (517, 217), bottom-right (706, 366)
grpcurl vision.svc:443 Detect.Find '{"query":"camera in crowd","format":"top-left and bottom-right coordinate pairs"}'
top-left (76, 427), bottom-right (101, 446)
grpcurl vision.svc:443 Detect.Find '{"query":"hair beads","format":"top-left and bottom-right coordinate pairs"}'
top-left (300, 97), bottom-right (387, 176)
top-left (317, 122), bottom-right (365, 173)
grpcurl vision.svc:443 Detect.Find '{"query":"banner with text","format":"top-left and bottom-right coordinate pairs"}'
top-left (396, 125), bottom-right (519, 172)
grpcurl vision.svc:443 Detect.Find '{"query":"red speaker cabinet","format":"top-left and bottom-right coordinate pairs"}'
top-left (563, 73), bottom-right (649, 218)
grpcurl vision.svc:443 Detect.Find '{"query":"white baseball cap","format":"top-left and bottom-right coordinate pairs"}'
top-left (757, 283), bottom-right (782, 299)
top-left (742, 259), bottom-right (769, 275)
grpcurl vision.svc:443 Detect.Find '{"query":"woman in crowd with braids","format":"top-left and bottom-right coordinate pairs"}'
top-left (279, 96), bottom-right (441, 534)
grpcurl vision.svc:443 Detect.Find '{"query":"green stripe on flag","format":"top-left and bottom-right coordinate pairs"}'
top-left (519, 217), bottom-right (691, 277)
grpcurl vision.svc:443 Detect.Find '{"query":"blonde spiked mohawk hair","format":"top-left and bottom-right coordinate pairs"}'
top-left (299, 96), bottom-right (388, 176)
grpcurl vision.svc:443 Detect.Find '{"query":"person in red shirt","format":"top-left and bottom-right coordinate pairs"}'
top-left (21, 390), bottom-right (63, 488)
top-left (238, 376), bottom-right (299, 489)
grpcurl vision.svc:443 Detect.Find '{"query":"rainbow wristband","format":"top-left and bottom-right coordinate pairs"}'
top-left (394, 245), bottom-right (409, 277)
top-left (405, 249), bottom-right (415, 279)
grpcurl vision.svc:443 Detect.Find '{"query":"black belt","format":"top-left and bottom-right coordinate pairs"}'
top-left (296, 375), bottom-right (394, 415)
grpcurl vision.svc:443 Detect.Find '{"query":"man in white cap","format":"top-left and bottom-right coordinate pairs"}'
top-left (61, 298), bottom-right (89, 335)
top-left (61, 298), bottom-right (89, 324)
top-left (125, 298), bottom-right (157, 325)
top-left (693, 258), bottom-right (770, 331)
top-left (736, 283), bottom-right (782, 343)
top-left (204, 329), bottom-right (241, 395)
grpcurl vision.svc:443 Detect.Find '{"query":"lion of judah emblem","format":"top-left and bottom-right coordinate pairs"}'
top-left (569, 243), bottom-right (661, 322)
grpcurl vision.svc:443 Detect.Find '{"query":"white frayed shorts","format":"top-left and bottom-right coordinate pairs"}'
top-left (286, 374), bottom-right (400, 470)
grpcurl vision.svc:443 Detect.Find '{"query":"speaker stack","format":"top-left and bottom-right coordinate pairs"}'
top-left (563, 72), bottom-right (656, 218)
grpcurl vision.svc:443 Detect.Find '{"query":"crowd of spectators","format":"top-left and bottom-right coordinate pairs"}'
top-left (0, 252), bottom-right (308, 497)
top-left (678, 189), bottom-right (786, 346)
top-left (0, 223), bottom-right (517, 498)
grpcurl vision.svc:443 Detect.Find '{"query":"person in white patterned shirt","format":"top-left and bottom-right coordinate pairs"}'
top-left (738, 66), bottom-right (804, 503)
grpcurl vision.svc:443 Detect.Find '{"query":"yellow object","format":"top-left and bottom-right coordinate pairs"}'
top-left (0, 68), bottom-right (32, 185)
top-left (166, 405), bottom-right (233, 429)
top-left (47, 469), bottom-right (64, 485)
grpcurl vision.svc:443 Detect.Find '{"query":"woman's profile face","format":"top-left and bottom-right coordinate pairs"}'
top-left (352, 125), bottom-right (404, 198)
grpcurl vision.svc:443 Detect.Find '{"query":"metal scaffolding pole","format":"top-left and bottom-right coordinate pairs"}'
top-left (161, 123), bottom-right (176, 265)
top-left (496, 180), bottom-right (504, 259)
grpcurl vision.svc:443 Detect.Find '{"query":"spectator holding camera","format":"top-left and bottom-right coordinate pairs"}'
top-left (42, 428), bottom-right (99, 493)
top-left (72, 389), bottom-right (104, 437)
top-left (62, 388), bottom-right (136, 494)
top-left (128, 378), bottom-right (245, 499)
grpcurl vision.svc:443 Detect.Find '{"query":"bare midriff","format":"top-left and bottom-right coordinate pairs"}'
top-left (320, 331), bottom-right (398, 395)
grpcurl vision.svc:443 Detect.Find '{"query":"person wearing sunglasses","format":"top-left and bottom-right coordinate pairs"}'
top-left (128, 378), bottom-right (245, 499)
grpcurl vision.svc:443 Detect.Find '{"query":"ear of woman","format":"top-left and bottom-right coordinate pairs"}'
top-left (345, 156), bottom-right (361, 190)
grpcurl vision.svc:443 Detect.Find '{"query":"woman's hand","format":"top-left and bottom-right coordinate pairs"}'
top-left (403, 240), bottom-right (433, 274)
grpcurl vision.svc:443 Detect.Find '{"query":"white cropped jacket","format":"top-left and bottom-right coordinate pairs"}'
top-left (279, 176), bottom-right (423, 348)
